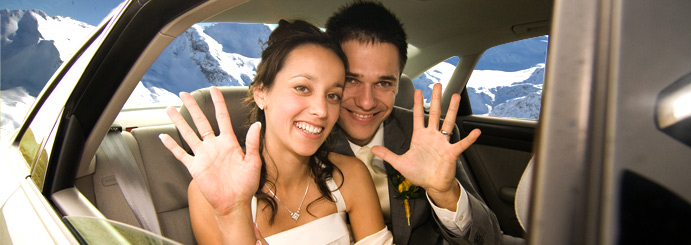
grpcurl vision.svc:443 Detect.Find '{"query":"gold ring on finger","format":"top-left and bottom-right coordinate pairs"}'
top-left (200, 131), bottom-right (213, 139)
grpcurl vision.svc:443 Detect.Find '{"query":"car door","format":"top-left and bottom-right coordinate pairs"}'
top-left (531, 0), bottom-right (691, 243)
top-left (0, 10), bottom-right (114, 244)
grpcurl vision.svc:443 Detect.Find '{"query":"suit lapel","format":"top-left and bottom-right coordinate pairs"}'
top-left (330, 127), bottom-right (355, 156)
top-left (383, 110), bottom-right (414, 245)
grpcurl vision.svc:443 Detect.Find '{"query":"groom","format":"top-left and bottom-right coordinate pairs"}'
top-left (326, 2), bottom-right (502, 244)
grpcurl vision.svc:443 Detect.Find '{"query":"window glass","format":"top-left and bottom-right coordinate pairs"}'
top-left (64, 216), bottom-right (179, 244)
top-left (467, 36), bottom-right (548, 120)
top-left (0, 3), bottom-right (118, 141)
top-left (411, 57), bottom-right (458, 103)
top-left (124, 22), bottom-right (272, 109)
top-left (18, 20), bottom-right (111, 188)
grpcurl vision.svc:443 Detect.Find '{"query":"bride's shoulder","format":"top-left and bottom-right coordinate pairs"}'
top-left (327, 152), bottom-right (372, 186)
top-left (327, 152), bottom-right (358, 166)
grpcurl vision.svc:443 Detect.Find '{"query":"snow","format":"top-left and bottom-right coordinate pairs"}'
top-left (140, 24), bottom-right (263, 96)
top-left (467, 66), bottom-right (540, 89)
top-left (33, 11), bottom-right (94, 62)
top-left (1, 87), bottom-right (36, 139)
top-left (123, 82), bottom-right (182, 109)
top-left (465, 65), bottom-right (544, 118)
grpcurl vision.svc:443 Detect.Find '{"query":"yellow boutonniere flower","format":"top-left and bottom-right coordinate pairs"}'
top-left (389, 169), bottom-right (421, 226)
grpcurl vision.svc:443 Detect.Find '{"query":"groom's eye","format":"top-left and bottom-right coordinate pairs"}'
top-left (344, 78), bottom-right (357, 86)
top-left (377, 81), bottom-right (393, 87)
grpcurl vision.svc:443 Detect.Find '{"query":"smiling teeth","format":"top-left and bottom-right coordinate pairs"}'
top-left (353, 112), bottom-right (374, 119)
top-left (295, 122), bottom-right (323, 134)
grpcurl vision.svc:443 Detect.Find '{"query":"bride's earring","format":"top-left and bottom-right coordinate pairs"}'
top-left (258, 103), bottom-right (264, 110)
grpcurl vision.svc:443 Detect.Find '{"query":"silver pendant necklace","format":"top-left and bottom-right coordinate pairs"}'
top-left (266, 180), bottom-right (311, 221)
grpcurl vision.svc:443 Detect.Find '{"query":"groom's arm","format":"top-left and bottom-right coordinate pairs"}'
top-left (429, 125), bottom-right (503, 245)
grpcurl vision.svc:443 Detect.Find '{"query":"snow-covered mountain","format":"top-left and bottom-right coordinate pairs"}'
top-left (1, 9), bottom-right (95, 139)
top-left (1, 9), bottom-right (94, 96)
top-left (139, 23), bottom-right (266, 96)
top-left (414, 36), bottom-right (548, 120)
top-left (2, 9), bottom-right (545, 140)
top-left (414, 62), bottom-right (545, 119)
top-left (466, 64), bottom-right (545, 119)
top-left (1, 12), bottom-right (270, 138)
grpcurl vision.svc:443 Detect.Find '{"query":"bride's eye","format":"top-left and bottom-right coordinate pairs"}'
top-left (295, 86), bottom-right (309, 93)
top-left (327, 93), bottom-right (342, 102)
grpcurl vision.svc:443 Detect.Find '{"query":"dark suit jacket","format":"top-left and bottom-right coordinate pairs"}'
top-left (332, 107), bottom-right (502, 245)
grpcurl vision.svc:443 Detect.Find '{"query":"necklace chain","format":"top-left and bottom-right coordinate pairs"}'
top-left (266, 180), bottom-right (311, 221)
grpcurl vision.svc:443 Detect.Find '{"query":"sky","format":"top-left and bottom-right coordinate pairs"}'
top-left (1, 0), bottom-right (123, 25)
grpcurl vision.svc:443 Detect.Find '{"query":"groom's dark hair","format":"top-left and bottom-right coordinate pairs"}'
top-left (326, 1), bottom-right (408, 73)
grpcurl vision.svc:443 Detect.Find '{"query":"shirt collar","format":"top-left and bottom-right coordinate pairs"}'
top-left (348, 123), bottom-right (385, 156)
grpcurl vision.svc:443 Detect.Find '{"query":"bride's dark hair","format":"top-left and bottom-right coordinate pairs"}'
top-left (245, 19), bottom-right (348, 224)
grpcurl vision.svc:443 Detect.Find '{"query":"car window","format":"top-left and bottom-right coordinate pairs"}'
top-left (64, 216), bottom-right (180, 244)
top-left (411, 57), bottom-right (458, 103)
top-left (0, 9), bottom-right (102, 140)
top-left (467, 36), bottom-right (549, 120)
top-left (123, 22), bottom-right (271, 109)
top-left (17, 22), bottom-right (110, 189)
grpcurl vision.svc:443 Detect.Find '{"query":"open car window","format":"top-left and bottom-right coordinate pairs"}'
top-left (467, 36), bottom-right (549, 120)
top-left (123, 22), bottom-right (271, 110)
top-left (411, 57), bottom-right (458, 103)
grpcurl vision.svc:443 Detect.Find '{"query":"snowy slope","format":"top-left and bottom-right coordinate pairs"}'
top-left (1, 9), bottom-right (94, 139)
top-left (203, 22), bottom-right (272, 58)
top-left (1, 9), bottom-right (94, 96)
top-left (467, 64), bottom-right (544, 119)
top-left (140, 24), bottom-right (264, 96)
top-left (414, 36), bottom-right (548, 119)
top-left (1, 87), bottom-right (36, 138)
top-left (413, 60), bottom-right (545, 119)
top-left (412, 61), bottom-right (456, 101)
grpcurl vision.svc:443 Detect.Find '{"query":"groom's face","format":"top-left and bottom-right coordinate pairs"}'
top-left (338, 40), bottom-right (400, 146)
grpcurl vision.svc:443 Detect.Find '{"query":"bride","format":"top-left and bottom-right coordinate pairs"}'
top-left (159, 19), bottom-right (392, 244)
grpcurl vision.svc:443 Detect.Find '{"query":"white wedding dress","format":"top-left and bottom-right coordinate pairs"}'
top-left (252, 178), bottom-right (351, 244)
top-left (252, 178), bottom-right (393, 244)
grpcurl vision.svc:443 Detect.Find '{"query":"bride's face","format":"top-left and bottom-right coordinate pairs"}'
top-left (255, 44), bottom-right (345, 157)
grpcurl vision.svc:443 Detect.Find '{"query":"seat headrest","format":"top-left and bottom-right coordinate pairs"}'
top-left (395, 74), bottom-right (415, 109)
top-left (178, 86), bottom-right (252, 152)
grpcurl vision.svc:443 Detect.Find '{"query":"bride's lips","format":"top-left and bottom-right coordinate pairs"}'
top-left (294, 121), bottom-right (324, 136)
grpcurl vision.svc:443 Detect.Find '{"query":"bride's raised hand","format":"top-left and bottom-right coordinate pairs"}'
top-left (159, 87), bottom-right (262, 215)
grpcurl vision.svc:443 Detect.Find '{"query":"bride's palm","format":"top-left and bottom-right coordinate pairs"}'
top-left (159, 87), bottom-right (262, 215)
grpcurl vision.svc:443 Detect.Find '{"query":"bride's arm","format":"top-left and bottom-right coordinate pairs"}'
top-left (188, 180), bottom-right (223, 244)
top-left (329, 153), bottom-right (392, 243)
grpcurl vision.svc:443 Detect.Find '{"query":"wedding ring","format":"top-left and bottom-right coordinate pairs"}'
top-left (200, 131), bottom-right (213, 139)
top-left (440, 130), bottom-right (451, 136)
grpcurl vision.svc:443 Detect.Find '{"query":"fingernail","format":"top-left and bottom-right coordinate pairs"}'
top-left (158, 134), bottom-right (165, 140)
